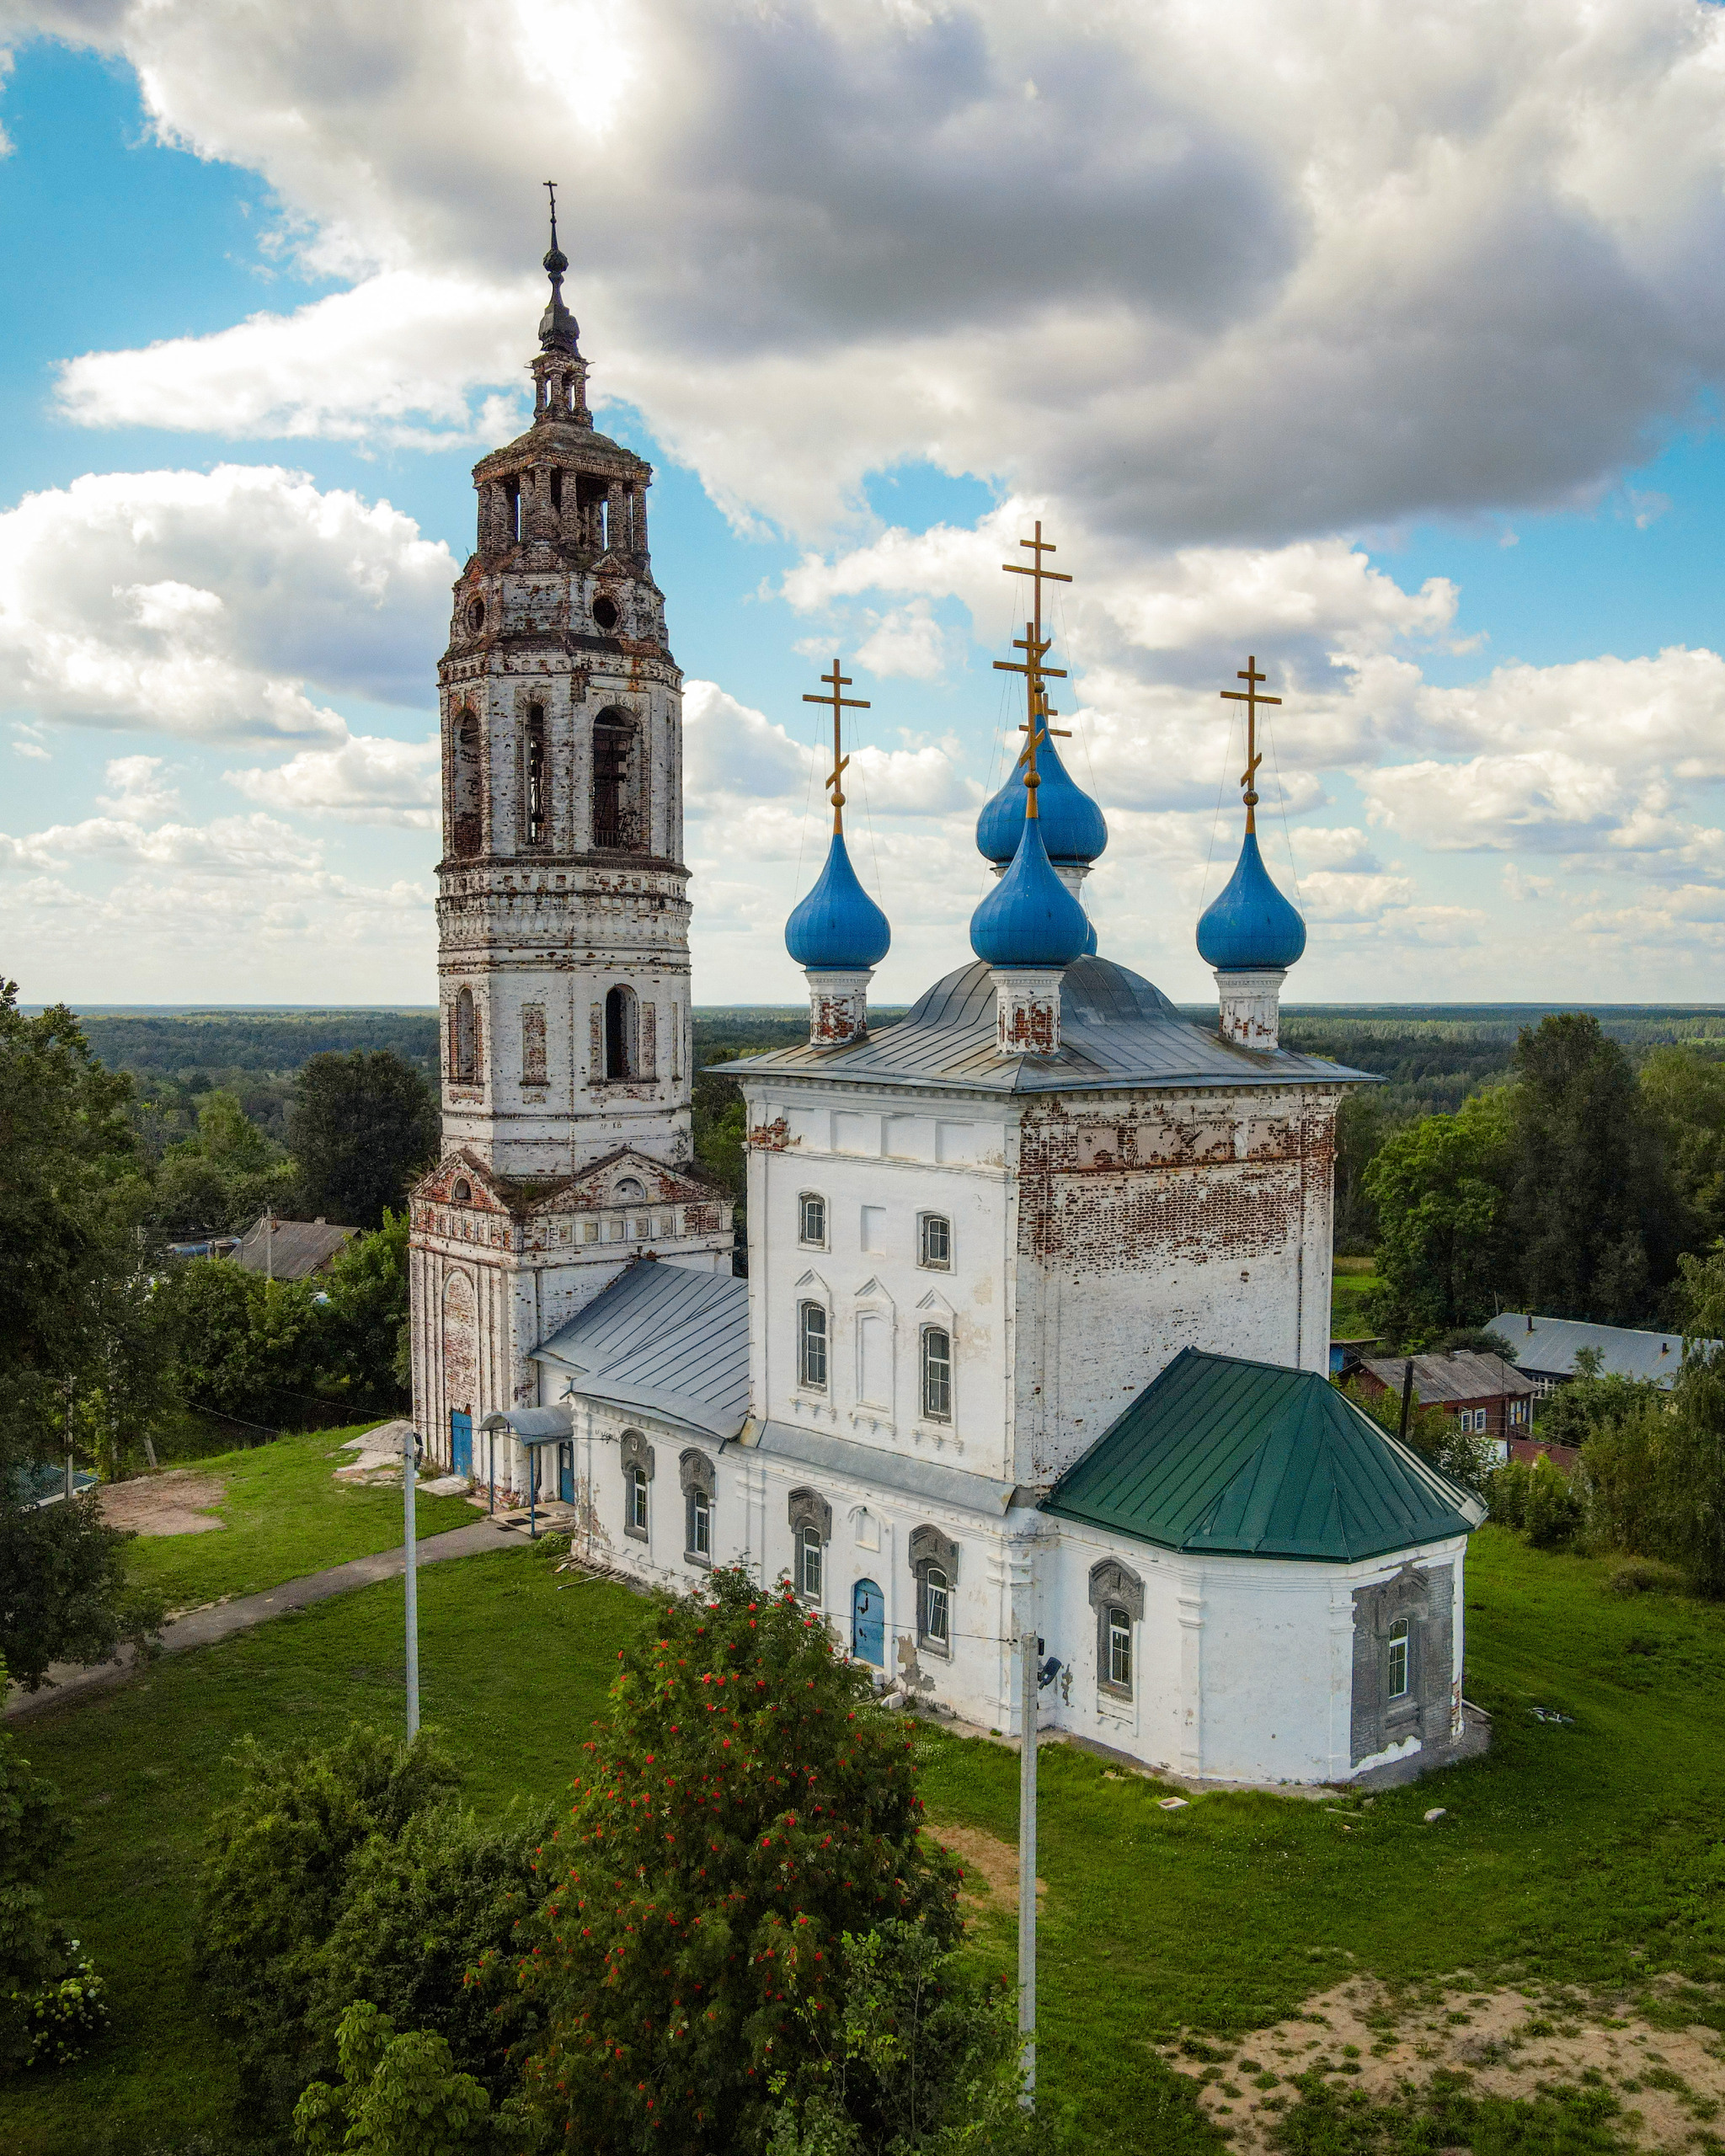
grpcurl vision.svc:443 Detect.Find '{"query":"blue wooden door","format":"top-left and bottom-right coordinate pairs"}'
top-left (558, 1442), bottom-right (574, 1504)
top-left (852, 1578), bottom-right (884, 1667)
top-left (450, 1410), bottom-right (473, 1477)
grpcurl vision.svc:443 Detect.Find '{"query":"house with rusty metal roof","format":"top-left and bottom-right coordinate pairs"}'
top-left (230, 1214), bottom-right (355, 1282)
top-left (408, 234), bottom-right (1483, 1791)
top-left (1356, 1349), bottom-right (1535, 1459)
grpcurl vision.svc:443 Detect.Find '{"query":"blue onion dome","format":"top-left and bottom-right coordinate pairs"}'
top-left (1196, 829), bottom-right (1306, 971)
top-left (976, 732), bottom-right (1108, 867)
top-left (786, 832), bottom-right (891, 971)
top-left (970, 814), bottom-right (1090, 969)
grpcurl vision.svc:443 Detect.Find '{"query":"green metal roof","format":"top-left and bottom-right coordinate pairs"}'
top-left (1043, 1348), bottom-right (1486, 1563)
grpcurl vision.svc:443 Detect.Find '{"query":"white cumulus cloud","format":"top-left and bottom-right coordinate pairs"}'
top-left (227, 733), bottom-right (441, 826)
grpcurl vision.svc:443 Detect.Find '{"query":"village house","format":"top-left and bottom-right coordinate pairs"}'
top-left (1486, 1313), bottom-right (1708, 1393)
top-left (1356, 1350), bottom-right (1535, 1466)
top-left (229, 1214), bottom-right (355, 1283)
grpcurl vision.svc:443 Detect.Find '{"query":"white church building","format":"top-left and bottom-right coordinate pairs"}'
top-left (409, 226), bottom-right (1485, 1790)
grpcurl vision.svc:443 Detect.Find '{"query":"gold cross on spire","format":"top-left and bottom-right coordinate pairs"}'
top-left (1002, 519), bottom-right (1072, 650)
top-left (995, 525), bottom-right (1076, 818)
top-left (802, 659), bottom-right (870, 835)
top-left (1219, 655), bottom-right (1281, 835)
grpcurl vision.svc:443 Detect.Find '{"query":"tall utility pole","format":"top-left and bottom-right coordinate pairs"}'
top-left (403, 1425), bottom-right (420, 1738)
top-left (1017, 1628), bottom-right (1039, 2111)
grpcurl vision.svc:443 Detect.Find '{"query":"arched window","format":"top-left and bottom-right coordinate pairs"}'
top-left (921, 1326), bottom-right (952, 1421)
top-left (910, 1524), bottom-right (958, 1658)
top-left (798, 1526), bottom-right (823, 1600)
top-left (918, 1214), bottom-right (951, 1269)
top-left (798, 1302), bottom-right (828, 1390)
top-left (451, 710), bottom-right (483, 857)
top-left (1089, 1557), bottom-right (1144, 1702)
top-left (1387, 1618), bottom-right (1411, 1700)
top-left (451, 988), bottom-right (480, 1085)
top-left (592, 710), bottom-right (641, 851)
top-left (681, 1449), bottom-right (715, 1566)
top-left (798, 1193), bottom-right (827, 1247)
top-left (788, 1488), bottom-right (830, 1603)
top-left (451, 1177), bottom-right (472, 1204)
top-left (622, 1428), bottom-right (654, 1543)
top-left (524, 704), bottom-right (547, 846)
top-left (604, 985), bottom-right (638, 1080)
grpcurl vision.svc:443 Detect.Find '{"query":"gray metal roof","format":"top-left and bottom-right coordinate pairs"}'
top-left (1359, 1350), bottom-right (1533, 1405)
top-left (1485, 1313), bottom-right (1709, 1388)
top-left (231, 1215), bottom-right (355, 1279)
top-left (716, 956), bottom-right (1374, 1097)
top-left (745, 1419), bottom-right (1022, 1516)
top-left (531, 1259), bottom-right (750, 1440)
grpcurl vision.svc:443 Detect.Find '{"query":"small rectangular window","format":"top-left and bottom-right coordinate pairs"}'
top-left (799, 1303), bottom-right (828, 1390)
top-left (1387, 1619), bottom-right (1410, 1700)
top-left (921, 1326), bottom-right (952, 1421)
top-left (798, 1193), bottom-right (827, 1246)
top-left (1108, 1608), bottom-right (1132, 1693)
top-left (922, 1566), bottom-right (949, 1648)
top-left (918, 1214), bottom-right (951, 1269)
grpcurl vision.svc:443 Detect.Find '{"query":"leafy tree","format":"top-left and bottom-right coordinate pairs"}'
top-left (196, 1724), bottom-right (462, 2115)
top-left (293, 2001), bottom-right (505, 2156)
top-left (154, 1257), bottom-right (323, 1426)
top-left (764, 1924), bottom-right (1040, 2155)
top-left (308, 1798), bottom-right (555, 2096)
top-left (1509, 1014), bottom-right (1674, 1323)
top-left (0, 1656), bottom-right (108, 2071)
top-left (317, 1213), bottom-right (414, 1409)
top-left (1640, 1046), bottom-right (1725, 1255)
top-left (510, 1565), bottom-right (963, 2154)
top-left (1363, 1091), bottom-right (1512, 1348)
top-left (0, 982), bottom-right (166, 1684)
top-left (1331, 1091), bottom-right (1386, 1257)
top-left (1530, 1369), bottom-right (1655, 1453)
top-left (290, 1052), bottom-right (439, 1232)
top-left (147, 1088), bottom-right (299, 1244)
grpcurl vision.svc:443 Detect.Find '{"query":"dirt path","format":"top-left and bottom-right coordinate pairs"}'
top-left (5, 1516), bottom-right (525, 1722)
top-left (99, 1470), bottom-right (227, 1536)
top-left (1162, 1973), bottom-right (1725, 2152)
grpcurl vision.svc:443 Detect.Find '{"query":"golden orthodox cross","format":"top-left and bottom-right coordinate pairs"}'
top-left (544, 179), bottom-right (559, 250)
top-left (803, 659), bottom-right (869, 835)
top-left (993, 627), bottom-right (1070, 817)
top-left (1002, 519), bottom-right (1071, 654)
top-left (1220, 655), bottom-right (1280, 835)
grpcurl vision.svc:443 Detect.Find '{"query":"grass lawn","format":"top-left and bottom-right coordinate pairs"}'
top-left (9, 1529), bottom-right (1725, 2154)
top-left (120, 1424), bottom-right (480, 1609)
top-left (1330, 1257), bottom-right (1381, 1342)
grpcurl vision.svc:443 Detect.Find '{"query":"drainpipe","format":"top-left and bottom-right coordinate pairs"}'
top-left (1398, 1358), bottom-right (1415, 1446)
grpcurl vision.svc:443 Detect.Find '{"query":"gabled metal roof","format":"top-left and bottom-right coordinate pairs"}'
top-left (745, 1418), bottom-right (1021, 1516)
top-left (231, 1214), bottom-right (355, 1279)
top-left (1044, 1348), bottom-right (1484, 1562)
top-left (717, 956), bottom-right (1373, 1097)
top-left (1486, 1313), bottom-right (1710, 1389)
top-left (1359, 1350), bottom-right (1533, 1405)
top-left (531, 1259), bottom-right (750, 1441)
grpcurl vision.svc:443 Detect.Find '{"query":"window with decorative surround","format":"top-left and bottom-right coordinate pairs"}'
top-left (917, 1214), bottom-right (951, 1268)
top-left (798, 1193), bottom-right (827, 1247)
top-left (798, 1302), bottom-right (828, 1390)
top-left (921, 1326), bottom-right (952, 1421)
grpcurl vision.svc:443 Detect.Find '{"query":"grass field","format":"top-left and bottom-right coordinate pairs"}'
top-left (120, 1425), bottom-right (479, 1609)
top-left (1330, 1256), bottom-right (1382, 1342)
top-left (8, 1525), bottom-right (1725, 2155)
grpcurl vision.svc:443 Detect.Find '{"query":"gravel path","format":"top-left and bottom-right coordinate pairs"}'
top-left (4, 1516), bottom-right (524, 1722)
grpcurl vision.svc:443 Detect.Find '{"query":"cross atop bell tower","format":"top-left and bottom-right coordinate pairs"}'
top-left (533, 181), bottom-right (590, 427)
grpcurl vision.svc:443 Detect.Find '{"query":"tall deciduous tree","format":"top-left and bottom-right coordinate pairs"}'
top-left (1364, 1091), bottom-right (1512, 1348)
top-left (289, 1051), bottom-right (439, 1232)
top-left (510, 1566), bottom-right (964, 2155)
top-left (0, 982), bottom-right (165, 1686)
top-left (1509, 1013), bottom-right (1673, 1323)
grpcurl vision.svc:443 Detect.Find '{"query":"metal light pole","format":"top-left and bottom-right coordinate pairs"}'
top-left (1017, 1628), bottom-right (1039, 2111)
top-left (403, 1425), bottom-right (421, 1739)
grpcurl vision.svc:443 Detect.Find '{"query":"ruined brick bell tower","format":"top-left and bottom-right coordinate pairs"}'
top-left (408, 200), bottom-right (734, 1474)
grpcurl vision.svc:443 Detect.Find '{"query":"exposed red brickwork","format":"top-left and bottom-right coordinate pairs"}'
top-left (749, 1115), bottom-right (793, 1151)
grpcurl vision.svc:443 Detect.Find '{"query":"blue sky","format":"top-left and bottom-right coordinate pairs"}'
top-left (7, 6), bottom-right (1725, 1007)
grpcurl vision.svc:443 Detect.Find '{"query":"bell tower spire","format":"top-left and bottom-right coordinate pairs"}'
top-left (533, 179), bottom-right (589, 426)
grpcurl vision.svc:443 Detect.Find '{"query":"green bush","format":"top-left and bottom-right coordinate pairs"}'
top-left (293, 2000), bottom-right (506, 2156)
top-left (1522, 1454), bottom-right (1585, 1550)
top-left (195, 1724), bottom-right (462, 2112)
top-left (18, 1949), bottom-right (109, 2069)
top-left (1485, 1458), bottom-right (1532, 1529)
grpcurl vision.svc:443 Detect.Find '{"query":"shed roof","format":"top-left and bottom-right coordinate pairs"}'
top-left (231, 1215), bottom-right (355, 1279)
top-left (1044, 1348), bottom-right (1484, 1562)
top-left (531, 1259), bottom-right (750, 1441)
top-left (1485, 1314), bottom-right (1711, 1388)
top-left (718, 955), bottom-right (1372, 1098)
top-left (1359, 1350), bottom-right (1534, 1405)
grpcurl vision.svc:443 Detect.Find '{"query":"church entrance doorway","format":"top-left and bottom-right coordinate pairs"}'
top-left (451, 1410), bottom-right (473, 1477)
top-left (852, 1578), bottom-right (884, 1667)
top-left (558, 1442), bottom-right (574, 1505)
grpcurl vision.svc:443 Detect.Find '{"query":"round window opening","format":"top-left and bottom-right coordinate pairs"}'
top-left (592, 596), bottom-right (619, 632)
top-left (452, 1177), bottom-right (472, 1203)
top-left (467, 597), bottom-right (486, 633)
top-left (615, 1177), bottom-right (645, 1202)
